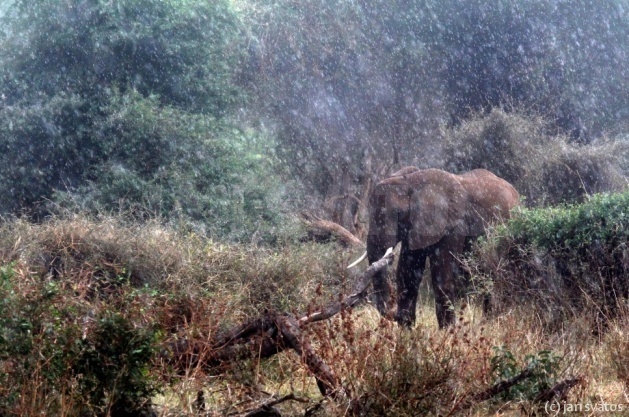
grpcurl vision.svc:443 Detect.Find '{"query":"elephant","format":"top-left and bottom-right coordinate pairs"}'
top-left (350, 167), bottom-right (519, 328)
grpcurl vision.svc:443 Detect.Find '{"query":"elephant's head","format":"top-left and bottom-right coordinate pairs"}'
top-left (366, 168), bottom-right (469, 261)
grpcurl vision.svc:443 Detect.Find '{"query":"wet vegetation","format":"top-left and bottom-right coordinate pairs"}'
top-left (0, 0), bottom-right (628, 415)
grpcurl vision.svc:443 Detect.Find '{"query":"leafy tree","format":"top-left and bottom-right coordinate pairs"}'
top-left (0, 0), bottom-right (292, 242)
top-left (1, 0), bottom-right (240, 115)
top-left (416, 0), bottom-right (629, 141)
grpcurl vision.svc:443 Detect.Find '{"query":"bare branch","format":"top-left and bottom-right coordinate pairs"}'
top-left (298, 250), bottom-right (394, 325)
top-left (302, 215), bottom-right (365, 248)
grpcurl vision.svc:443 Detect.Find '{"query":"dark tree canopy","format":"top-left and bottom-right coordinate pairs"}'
top-left (419, 0), bottom-right (629, 141)
top-left (0, 0), bottom-right (291, 242)
top-left (0, 0), bottom-right (627, 239)
top-left (1, 0), bottom-right (241, 115)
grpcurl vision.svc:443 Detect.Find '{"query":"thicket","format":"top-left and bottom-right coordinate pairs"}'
top-left (473, 192), bottom-right (629, 328)
top-left (443, 109), bottom-right (627, 206)
top-left (0, 0), bottom-right (296, 242)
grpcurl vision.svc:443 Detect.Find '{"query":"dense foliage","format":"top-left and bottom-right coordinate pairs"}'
top-left (0, 0), bottom-right (295, 241)
top-left (1, 0), bottom-right (240, 115)
top-left (475, 192), bottom-right (629, 326)
top-left (419, 0), bottom-right (629, 141)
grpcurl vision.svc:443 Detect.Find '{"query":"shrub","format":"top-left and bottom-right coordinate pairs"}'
top-left (0, 260), bottom-right (160, 416)
top-left (490, 346), bottom-right (561, 402)
top-left (443, 109), bottom-right (627, 206)
top-left (473, 192), bottom-right (629, 327)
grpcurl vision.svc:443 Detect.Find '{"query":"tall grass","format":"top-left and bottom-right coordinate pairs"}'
top-left (0, 214), bottom-right (627, 415)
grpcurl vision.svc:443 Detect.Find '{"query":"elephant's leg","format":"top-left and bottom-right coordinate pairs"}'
top-left (430, 234), bottom-right (466, 329)
top-left (395, 246), bottom-right (428, 327)
top-left (369, 251), bottom-right (391, 317)
top-left (371, 268), bottom-right (390, 317)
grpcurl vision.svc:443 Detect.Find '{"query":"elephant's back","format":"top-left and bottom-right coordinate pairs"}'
top-left (459, 169), bottom-right (520, 219)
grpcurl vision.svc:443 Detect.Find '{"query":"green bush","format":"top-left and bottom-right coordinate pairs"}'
top-left (490, 346), bottom-right (561, 402)
top-left (474, 192), bottom-right (629, 326)
top-left (0, 260), bottom-right (159, 416)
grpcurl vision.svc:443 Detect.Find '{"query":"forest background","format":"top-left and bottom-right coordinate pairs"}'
top-left (1, 0), bottom-right (627, 240)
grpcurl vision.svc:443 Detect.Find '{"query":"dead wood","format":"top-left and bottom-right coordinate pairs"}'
top-left (277, 315), bottom-right (345, 398)
top-left (301, 214), bottom-right (365, 248)
top-left (239, 394), bottom-right (309, 417)
top-left (452, 368), bottom-right (534, 413)
top-left (534, 376), bottom-right (583, 403)
top-left (169, 249), bottom-right (394, 403)
top-left (451, 369), bottom-right (583, 414)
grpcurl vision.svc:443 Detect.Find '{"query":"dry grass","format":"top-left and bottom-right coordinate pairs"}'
top-left (442, 109), bottom-right (628, 206)
top-left (1, 215), bottom-right (628, 416)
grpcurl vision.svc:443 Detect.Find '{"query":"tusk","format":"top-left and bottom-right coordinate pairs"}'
top-left (347, 247), bottom-right (393, 269)
top-left (347, 251), bottom-right (367, 269)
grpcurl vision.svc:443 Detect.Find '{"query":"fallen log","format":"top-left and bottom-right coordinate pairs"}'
top-left (534, 376), bottom-right (583, 403)
top-left (449, 368), bottom-right (534, 413)
top-left (169, 249), bottom-right (394, 401)
top-left (301, 214), bottom-right (365, 248)
top-left (451, 370), bottom-right (583, 414)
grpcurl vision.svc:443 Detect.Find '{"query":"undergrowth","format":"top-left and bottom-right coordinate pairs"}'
top-left (474, 191), bottom-right (629, 330)
top-left (0, 213), bottom-right (628, 415)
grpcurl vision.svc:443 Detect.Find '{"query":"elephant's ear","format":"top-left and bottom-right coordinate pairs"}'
top-left (367, 181), bottom-right (403, 255)
top-left (407, 176), bottom-right (468, 250)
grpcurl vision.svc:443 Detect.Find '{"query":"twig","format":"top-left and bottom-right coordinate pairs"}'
top-left (239, 393), bottom-right (310, 417)
top-left (451, 368), bottom-right (534, 413)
